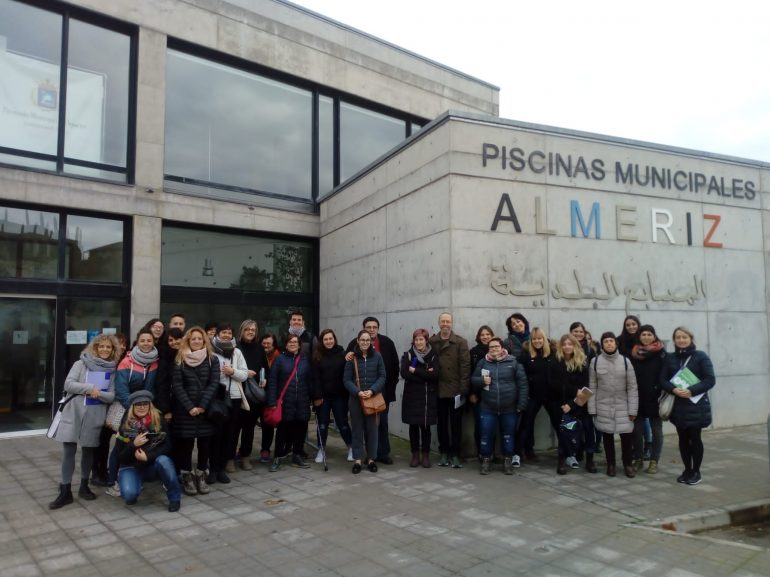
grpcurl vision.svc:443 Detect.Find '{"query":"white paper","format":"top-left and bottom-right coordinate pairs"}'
top-left (102, 327), bottom-right (117, 335)
top-left (66, 330), bottom-right (88, 345)
top-left (12, 331), bottom-right (28, 345)
top-left (454, 394), bottom-right (466, 409)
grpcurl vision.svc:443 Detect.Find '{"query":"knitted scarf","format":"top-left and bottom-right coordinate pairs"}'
top-left (184, 349), bottom-right (208, 367)
top-left (411, 344), bottom-right (432, 364)
top-left (81, 352), bottom-right (117, 372)
top-left (631, 340), bottom-right (664, 360)
top-left (130, 345), bottom-right (158, 366)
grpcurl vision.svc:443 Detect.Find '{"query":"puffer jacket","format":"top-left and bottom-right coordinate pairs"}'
top-left (115, 352), bottom-right (158, 408)
top-left (400, 347), bottom-right (439, 426)
top-left (660, 344), bottom-right (715, 429)
top-left (343, 350), bottom-right (386, 396)
top-left (471, 353), bottom-right (528, 414)
top-left (547, 358), bottom-right (589, 412)
top-left (171, 356), bottom-right (220, 439)
top-left (267, 352), bottom-right (316, 422)
top-left (428, 332), bottom-right (470, 398)
top-left (314, 345), bottom-right (347, 398)
top-left (588, 351), bottom-right (638, 434)
top-left (630, 347), bottom-right (666, 419)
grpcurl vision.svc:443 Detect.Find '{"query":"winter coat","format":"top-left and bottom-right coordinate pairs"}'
top-left (267, 352), bottom-right (316, 422)
top-left (588, 351), bottom-right (638, 434)
top-left (54, 360), bottom-right (116, 446)
top-left (518, 349), bottom-right (552, 402)
top-left (314, 345), bottom-right (348, 399)
top-left (503, 332), bottom-right (528, 358)
top-left (660, 344), bottom-right (715, 429)
top-left (547, 358), bottom-right (589, 413)
top-left (469, 343), bottom-right (488, 373)
top-left (343, 350), bottom-right (386, 396)
top-left (471, 354), bottom-right (528, 414)
top-left (116, 417), bottom-right (173, 470)
top-left (154, 348), bottom-right (177, 415)
top-left (400, 348), bottom-right (439, 426)
top-left (114, 352), bottom-right (158, 408)
top-left (171, 356), bottom-right (220, 439)
top-left (346, 334), bottom-right (400, 403)
top-left (630, 348), bottom-right (666, 419)
top-left (214, 347), bottom-right (249, 399)
top-left (428, 332), bottom-right (471, 398)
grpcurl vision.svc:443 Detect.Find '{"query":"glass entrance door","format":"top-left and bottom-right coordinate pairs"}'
top-left (0, 297), bottom-right (55, 433)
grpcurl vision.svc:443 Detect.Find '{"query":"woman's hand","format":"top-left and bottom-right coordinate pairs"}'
top-left (629, 415), bottom-right (636, 422)
top-left (483, 375), bottom-right (491, 386)
top-left (673, 387), bottom-right (692, 398)
top-left (468, 394), bottom-right (478, 404)
top-left (313, 399), bottom-right (323, 407)
top-left (408, 366), bottom-right (416, 373)
top-left (345, 352), bottom-right (355, 362)
top-left (561, 404), bottom-right (571, 413)
top-left (259, 380), bottom-right (267, 388)
top-left (223, 365), bottom-right (235, 377)
top-left (358, 390), bottom-right (372, 399)
top-left (247, 370), bottom-right (257, 378)
top-left (164, 412), bottom-right (172, 422)
top-left (134, 432), bottom-right (148, 447)
top-left (134, 448), bottom-right (147, 462)
top-left (89, 387), bottom-right (101, 399)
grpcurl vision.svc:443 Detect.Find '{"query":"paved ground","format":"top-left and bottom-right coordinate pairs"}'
top-left (1, 424), bottom-right (768, 577)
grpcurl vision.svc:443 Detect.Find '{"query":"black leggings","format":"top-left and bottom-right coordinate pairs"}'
top-left (602, 432), bottom-right (633, 467)
top-left (676, 426), bottom-right (704, 474)
top-left (408, 425), bottom-right (431, 452)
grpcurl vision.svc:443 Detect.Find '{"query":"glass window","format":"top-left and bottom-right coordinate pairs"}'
top-left (0, 0), bottom-right (63, 155)
top-left (65, 215), bottom-right (124, 282)
top-left (165, 50), bottom-right (312, 200)
top-left (319, 95), bottom-right (334, 195)
top-left (161, 227), bottom-right (314, 293)
top-left (340, 102), bottom-right (405, 182)
top-left (65, 19), bottom-right (130, 168)
top-left (0, 206), bottom-right (60, 279)
top-left (63, 298), bottom-right (123, 372)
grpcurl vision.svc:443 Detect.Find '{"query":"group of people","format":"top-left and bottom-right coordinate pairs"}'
top-left (47, 309), bottom-right (716, 513)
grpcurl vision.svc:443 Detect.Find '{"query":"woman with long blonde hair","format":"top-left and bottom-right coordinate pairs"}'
top-left (171, 327), bottom-right (220, 496)
top-left (516, 327), bottom-right (553, 465)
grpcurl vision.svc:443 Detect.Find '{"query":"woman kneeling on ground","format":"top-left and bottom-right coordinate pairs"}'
top-left (116, 390), bottom-right (181, 512)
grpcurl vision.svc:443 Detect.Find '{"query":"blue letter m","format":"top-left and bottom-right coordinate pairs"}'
top-left (570, 200), bottom-right (601, 238)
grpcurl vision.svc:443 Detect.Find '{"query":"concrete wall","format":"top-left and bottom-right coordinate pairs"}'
top-left (320, 113), bottom-right (770, 449)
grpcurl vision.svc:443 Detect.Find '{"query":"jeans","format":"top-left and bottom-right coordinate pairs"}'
top-left (317, 395), bottom-right (352, 448)
top-left (118, 455), bottom-right (182, 505)
top-left (632, 416), bottom-right (663, 461)
top-left (478, 410), bottom-right (518, 458)
top-left (348, 395), bottom-right (378, 461)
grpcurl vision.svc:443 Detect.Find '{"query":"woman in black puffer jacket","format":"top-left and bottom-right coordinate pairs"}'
top-left (312, 329), bottom-right (352, 463)
top-left (629, 325), bottom-right (666, 474)
top-left (660, 326), bottom-right (715, 486)
top-left (401, 328), bottom-right (439, 468)
top-left (517, 327), bottom-right (553, 464)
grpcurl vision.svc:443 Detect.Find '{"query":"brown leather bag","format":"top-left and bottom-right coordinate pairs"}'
top-left (353, 356), bottom-right (386, 415)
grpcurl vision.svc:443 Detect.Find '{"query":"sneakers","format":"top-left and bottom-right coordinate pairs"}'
top-left (346, 447), bottom-right (354, 462)
top-left (291, 454), bottom-right (310, 469)
top-left (105, 483), bottom-right (121, 498)
top-left (480, 457), bottom-right (491, 475)
top-left (646, 460), bottom-right (658, 474)
top-left (451, 456), bottom-right (463, 469)
top-left (686, 471), bottom-right (702, 485)
top-left (269, 458), bottom-right (281, 473)
top-left (565, 456), bottom-right (579, 469)
top-left (315, 449), bottom-right (325, 464)
top-left (259, 450), bottom-right (271, 463)
top-left (224, 460), bottom-right (237, 473)
top-left (676, 470), bottom-right (691, 484)
top-left (438, 453), bottom-right (450, 467)
top-left (511, 455), bottom-right (521, 468)
top-left (503, 457), bottom-right (513, 475)
top-left (241, 458), bottom-right (253, 471)
top-left (632, 459), bottom-right (644, 471)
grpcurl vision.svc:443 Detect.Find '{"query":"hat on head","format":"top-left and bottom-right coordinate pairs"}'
top-left (128, 390), bottom-right (154, 405)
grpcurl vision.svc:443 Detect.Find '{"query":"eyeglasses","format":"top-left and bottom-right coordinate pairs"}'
top-left (358, 338), bottom-right (371, 343)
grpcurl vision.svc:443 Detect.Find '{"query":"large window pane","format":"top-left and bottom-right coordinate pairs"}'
top-left (65, 215), bottom-right (124, 282)
top-left (162, 227), bottom-right (313, 293)
top-left (63, 298), bottom-right (122, 372)
top-left (65, 19), bottom-right (130, 167)
top-left (0, 0), bottom-right (62, 155)
top-left (0, 206), bottom-right (60, 279)
top-left (165, 50), bottom-right (312, 199)
top-left (319, 95), bottom-right (334, 194)
top-left (340, 102), bottom-right (405, 182)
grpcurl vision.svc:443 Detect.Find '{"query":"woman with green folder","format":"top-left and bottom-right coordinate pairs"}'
top-left (660, 327), bottom-right (716, 486)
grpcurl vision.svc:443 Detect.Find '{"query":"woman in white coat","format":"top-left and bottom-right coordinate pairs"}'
top-left (49, 334), bottom-right (119, 509)
top-left (588, 332), bottom-right (638, 478)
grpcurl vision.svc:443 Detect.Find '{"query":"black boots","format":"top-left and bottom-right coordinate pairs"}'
top-left (49, 483), bottom-right (74, 510)
top-left (78, 479), bottom-right (96, 500)
top-left (557, 457), bottom-right (567, 475)
top-left (585, 453), bottom-right (598, 474)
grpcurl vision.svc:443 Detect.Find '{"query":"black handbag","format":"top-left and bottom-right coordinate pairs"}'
top-left (243, 377), bottom-right (266, 406)
top-left (208, 381), bottom-right (231, 425)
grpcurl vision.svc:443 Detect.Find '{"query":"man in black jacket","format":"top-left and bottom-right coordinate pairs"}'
top-left (346, 316), bottom-right (400, 464)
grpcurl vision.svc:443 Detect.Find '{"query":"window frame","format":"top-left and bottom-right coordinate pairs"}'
top-left (0, 0), bottom-right (138, 183)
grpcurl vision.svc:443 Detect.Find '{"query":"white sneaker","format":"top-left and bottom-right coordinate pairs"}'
top-left (314, 449), bottom-right (325, 464)
top-left (512, 455), bottom-right (521, 468)
top-left (347, 447), bottom-right (354, 462)
top-left (105, 483), bottom-right (121, 497)
top-left (566, 456), bottom-right (579, 469)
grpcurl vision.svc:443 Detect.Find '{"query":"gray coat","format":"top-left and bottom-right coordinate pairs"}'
top-left (53, 360), bottom-right (116, 447)
top-left (588, 351), bottom-right (638, 434)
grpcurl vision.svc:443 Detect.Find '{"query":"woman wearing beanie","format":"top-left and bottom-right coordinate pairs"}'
top-left (588, 332), bottom-right (638, 478)
top-left (629, 325), bottom-right (666, 474)
top-left (209, 323), bottom-right (249, 483)
top-left (172, 327), bottom-right (220, 495)
top-left (503, 313), bottom-right (530, 358)
top-left (660, 327), bottom-right (716, 486)
top-left (49, 334), bottom-right (119, 509)
top-left (400, 328), bottom-right (439, 468)
top-left (235, 319), bottom-right (266, 470)
top-left (116, 390), bottom-right (181, 512)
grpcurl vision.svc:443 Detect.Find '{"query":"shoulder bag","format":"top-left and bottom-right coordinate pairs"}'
top-left (354, 356), bottom-right (386, 416)
top-left (243, 376), bottom-right (267, 406)
top-left (46, 394), bottom-right (77, 439)
top-left (660, 355), bottom-right (691, 421)
top-left (208, 377), bottom-right (232, 426)
top-left (263, 356), bottom-right (299, 427)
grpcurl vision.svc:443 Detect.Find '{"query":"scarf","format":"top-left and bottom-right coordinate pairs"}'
top-left (123, 413), bottom-right (153, 438)
top-left (265, 348), bottom-right (280, 368)
top-left (288, 325), bottom-right (306, 338)
top-left (631, 340), bottom-right (664, 360)
top-left (81, 352), bottom-right (117, 372)
top-left (485, 349), bottom-right (508, 362)
top-left (212, 336), bottom-right (235, 359)
top-left (130, 345), bottom-right (159, 367)
top-left (184, 349), bottom-right (208, 367)
top-left (411, 344), bottom-right (432, 364)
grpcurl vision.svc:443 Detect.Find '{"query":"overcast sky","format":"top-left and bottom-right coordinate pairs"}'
top-left (292, 0), bottom-right (770, 163)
